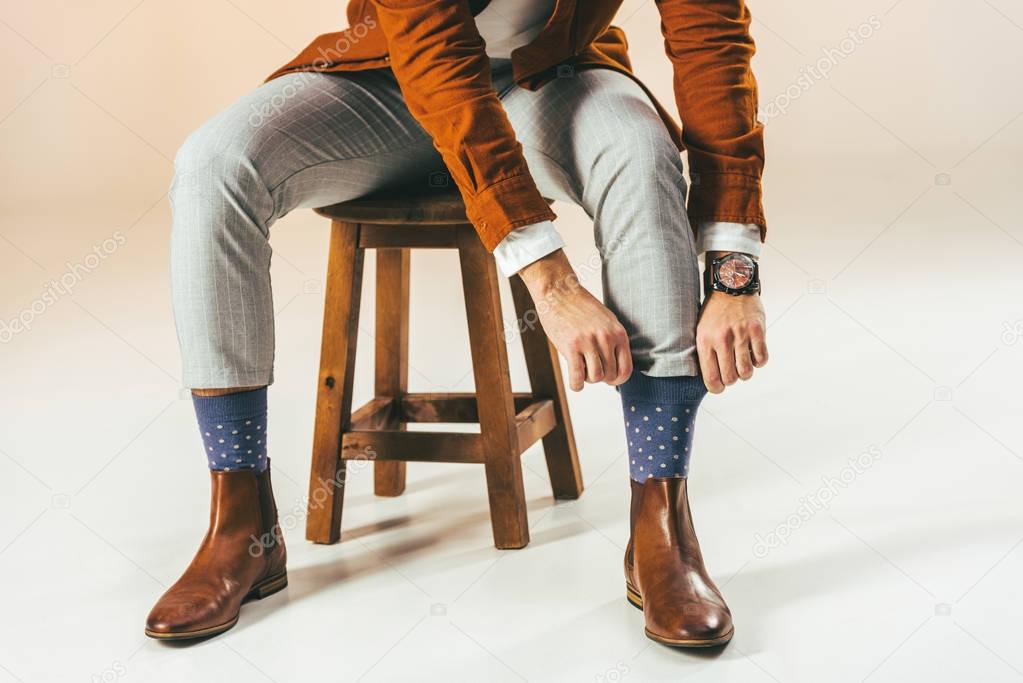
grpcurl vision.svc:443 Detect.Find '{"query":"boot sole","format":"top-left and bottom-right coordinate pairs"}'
top-left (626, 581), bottom-right (734, 648)
top-left (144, 571), bottom-right (288, 641)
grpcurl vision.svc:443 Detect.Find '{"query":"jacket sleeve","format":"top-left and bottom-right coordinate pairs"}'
top-left (370, 0), bottom-right (556, 250)
top-left (655, 0), bottom-right (767, 237)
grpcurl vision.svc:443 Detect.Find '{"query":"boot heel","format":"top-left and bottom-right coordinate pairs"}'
top-left (251, 572), bottom-right (288, 600)
top-left (625, 582), bottom-right (643, 609)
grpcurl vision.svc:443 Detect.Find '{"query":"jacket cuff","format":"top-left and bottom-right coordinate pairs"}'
top-left (687, 173), bottom-right (767, 240)
top-left (466, 174), bottom-right (557, 251)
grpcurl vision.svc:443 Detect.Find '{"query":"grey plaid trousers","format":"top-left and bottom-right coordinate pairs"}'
top-left (169, 59), bottom-right (700, 388)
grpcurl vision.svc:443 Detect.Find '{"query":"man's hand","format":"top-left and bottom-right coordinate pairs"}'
top-left (697, 290), bottom-right (768, 394)
top-left (517, 249), bottom-right (632, 391)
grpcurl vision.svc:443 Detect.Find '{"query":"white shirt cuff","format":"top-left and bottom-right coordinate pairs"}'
top-left (492, 220), bottom-right (565, 277)
top-left (696, 221), bottom-right (763, 258)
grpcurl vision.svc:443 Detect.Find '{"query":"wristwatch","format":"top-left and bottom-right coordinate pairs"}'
top-left (704, 252), bottom-right (761, 297)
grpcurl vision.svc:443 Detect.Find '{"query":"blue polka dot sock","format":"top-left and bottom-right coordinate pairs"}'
top-left (618, 373), bottom-right (707, 481)
top-left (191, 387), bottom-right (268, 473)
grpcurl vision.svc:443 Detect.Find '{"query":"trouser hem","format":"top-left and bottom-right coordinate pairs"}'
top-left (182, 369), bottom-right (274, 390)
top-left (635, 357), bottom-right (700, 379)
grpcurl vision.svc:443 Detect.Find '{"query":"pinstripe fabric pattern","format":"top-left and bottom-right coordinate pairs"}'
top-left (169, 59), bottom-right (700, 388)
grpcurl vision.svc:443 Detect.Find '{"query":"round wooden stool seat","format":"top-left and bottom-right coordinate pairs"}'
top-left (315, 189), bottom-right (469, 225)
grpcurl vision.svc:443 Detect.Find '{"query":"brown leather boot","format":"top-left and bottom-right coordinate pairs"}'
top-left (145, 463), bottom-right (288, 640)
top-left (624, 477), bottom-right (733, 647)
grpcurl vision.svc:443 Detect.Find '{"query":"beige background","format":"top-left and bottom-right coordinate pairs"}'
top-left (2, 1), bottom-right (1022, 682)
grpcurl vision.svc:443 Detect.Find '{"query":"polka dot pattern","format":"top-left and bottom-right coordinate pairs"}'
top-left (192, 388), bottom-right (268, 474)
top-left (200, 417), bottom-right (266, 472)
top-left (624, 400), bottom-right (698, 481)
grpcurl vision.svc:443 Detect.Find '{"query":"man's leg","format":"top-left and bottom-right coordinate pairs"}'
top-left (148, 69), bottom-right (444, 640)
top-left (170, 69), bottom-right (442, 390)
top-left (498, 67), bottom-right (733, 647)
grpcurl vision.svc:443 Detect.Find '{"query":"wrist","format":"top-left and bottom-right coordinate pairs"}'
top-left (517, 248), bottom-right (574, 291)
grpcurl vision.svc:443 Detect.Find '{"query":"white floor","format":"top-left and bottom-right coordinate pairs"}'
top-left (3, 0), bottom-right (1023, 679)
top-left (1, 175), bottom-right (1022, 681)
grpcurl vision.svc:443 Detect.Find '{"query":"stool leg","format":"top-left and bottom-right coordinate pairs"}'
top-left (374, 248), bottom-right (409, 497)
top-left (308, 220), bottom-right (364, 544)
top-left (509, 277), bottom-right (584, 500)
top-left (457, 225), bottom-right (530, 549)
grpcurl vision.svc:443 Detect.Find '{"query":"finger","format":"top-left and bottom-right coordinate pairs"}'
top-left (701, 347), bottom-right (725, 394)
top-left (567, 353), bottom-right (586, 391)
top-left (716, 342), bottom-right (739, 387)
top-left (597, 335), bottom-right (618, 386)
top-left (583, 347), bottom-right (605, 384)
top-left (751, 330), bottom-right (769, 368)
top-left (614, 342), bottom-right (633, 384)
top-left (735, 341), bottom-right (754, 380)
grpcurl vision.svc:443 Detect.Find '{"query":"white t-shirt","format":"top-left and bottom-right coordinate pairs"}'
top-left (475, 0), bottom-right (556, 59)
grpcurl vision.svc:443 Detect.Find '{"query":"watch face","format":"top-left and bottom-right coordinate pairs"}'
top-left (718, 255), bottom-right (755, 290)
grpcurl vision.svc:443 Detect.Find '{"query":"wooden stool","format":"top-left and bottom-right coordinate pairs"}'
top-left (308, 189), bottom-right (583, 549)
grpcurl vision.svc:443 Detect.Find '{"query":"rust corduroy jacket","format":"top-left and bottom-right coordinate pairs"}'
top-left (268, 0), bottom-right (766, 251)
